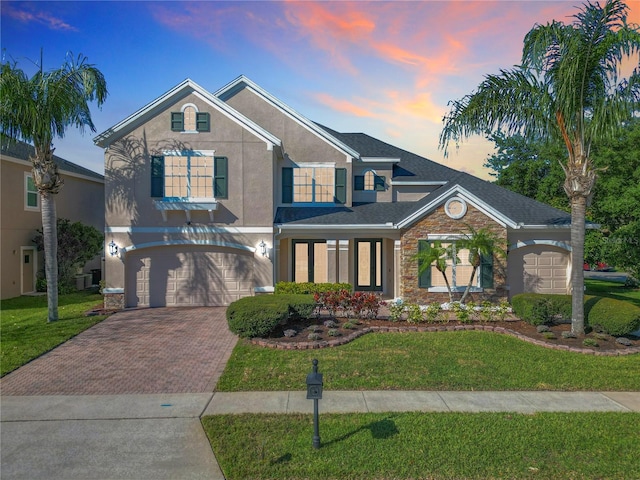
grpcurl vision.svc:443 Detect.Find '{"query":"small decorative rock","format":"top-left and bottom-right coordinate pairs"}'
top-left (616, 337), bottom-right (633, 346)
top-left (284, 329), bottom-right (297, 338)
top-left (536, 325), bottom-right (551, 333)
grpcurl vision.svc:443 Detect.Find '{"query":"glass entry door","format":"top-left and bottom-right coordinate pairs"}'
top-left (355, 239), bottom-right (382, 291)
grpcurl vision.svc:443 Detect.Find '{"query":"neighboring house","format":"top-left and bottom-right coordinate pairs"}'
top-left (1, 140), bottom-right (105, 300)
top-left (95, 76), bottom-right (574, 309)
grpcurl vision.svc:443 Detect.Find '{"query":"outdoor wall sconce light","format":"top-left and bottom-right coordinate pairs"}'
top-left (108, 239), bottom-right (118, 257)
top-left (259, 240), bottom-right (268, 257)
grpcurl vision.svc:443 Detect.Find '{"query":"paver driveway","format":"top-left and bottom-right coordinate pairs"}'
top-left (1, 307), bottom-right (237, 395)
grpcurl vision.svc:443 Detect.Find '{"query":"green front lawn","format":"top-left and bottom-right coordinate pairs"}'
top-left (585, 278), bottom-right (640, 307)
top-left (1, 290), bottom-right (107, 376)
top-left (217, 330), bottom-right (640, 392)
top-left (203, 411), bottom-right (639, 480)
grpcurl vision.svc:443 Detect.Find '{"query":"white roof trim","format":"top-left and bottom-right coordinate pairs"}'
top-left (215, 75), bottom-right (359, 162)
top-left (1, 155), bottom-right (104, 184)
top-left (361, 157), bottom-right (401, 163)
top-left (275, 223), bottom-right (396, 230)
top-left (390, 180), bottom-right (447, 186)
top-left (396, 185), bottom-right (515, 229)
top-left (93, 78), bottom-right (281, 150)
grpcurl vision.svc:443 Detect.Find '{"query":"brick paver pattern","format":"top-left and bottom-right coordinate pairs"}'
top-left (1, 307), bottom-right (237, 395)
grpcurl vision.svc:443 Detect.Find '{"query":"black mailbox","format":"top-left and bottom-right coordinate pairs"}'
top-left (306, 359), bottom-right (323, 399)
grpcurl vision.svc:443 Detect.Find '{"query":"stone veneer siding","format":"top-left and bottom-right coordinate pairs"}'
top-left (400, 203), bottom-right (508, 305)
top-left (104, 293), bottom-right (125, 310)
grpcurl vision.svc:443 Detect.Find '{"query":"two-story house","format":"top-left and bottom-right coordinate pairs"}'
top-left (1, 140), bottom-right (105, 299)
top-left (95, 76), bottom-right (573, 309)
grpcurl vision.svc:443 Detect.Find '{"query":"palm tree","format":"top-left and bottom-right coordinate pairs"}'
top-left (439, 0), bottom-right (639, 334)
top-left (414, 240), bottom-right (459, 303)
top-left (1, 53), bottom-right (108, 322)
top-left (457, 226), bottom-right (506, 304)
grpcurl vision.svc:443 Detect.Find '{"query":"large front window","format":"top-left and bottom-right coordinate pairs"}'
top-left (282, 165), bottom-right (346, 204)
top-left (418, 240), bottom-right (493, 290)
top-left (151, 152), bottom-right (227, 199)
top-left (292, 240), bottom-right (328, 283)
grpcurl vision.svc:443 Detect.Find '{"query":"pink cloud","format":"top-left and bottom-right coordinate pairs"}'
top-left (2, 4), bottom-right (78, 31)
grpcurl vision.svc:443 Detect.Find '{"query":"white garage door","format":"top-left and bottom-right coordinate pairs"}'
top-left (126, 245), bottom-right (254, 307)
top-left (522, 249), bottom-right (568, 294)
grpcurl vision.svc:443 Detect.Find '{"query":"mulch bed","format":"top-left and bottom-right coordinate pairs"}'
top-left (251, 308), bottom-right (640, 356)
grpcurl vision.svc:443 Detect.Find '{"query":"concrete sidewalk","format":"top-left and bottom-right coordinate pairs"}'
top-left (2, 391), bottom-right (639, 479)
top-left (204, 390), bottom-right (640, 415)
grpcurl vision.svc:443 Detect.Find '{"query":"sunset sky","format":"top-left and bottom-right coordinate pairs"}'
top-left (2, 0), bottom-right (639, 179)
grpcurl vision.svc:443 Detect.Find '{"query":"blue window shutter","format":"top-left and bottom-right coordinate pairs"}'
top-left (374, 175), bottom-right (386, 191)
top-left (354, 175), bottom-right (364, 190)
top-left (480, 254), bottom-right (494, 288)
top-left (214, 156), bottom-right (228, 198)
top-left (335, 168), bottom-right (347, 204)
top-left (150, 156), bottom-right (164, 197)
top-left (282, 167), bottom-right (293, 203)
top-left (418, 240), bottom-right (431, 288)
top-left (196, 112), bottom-right (210, 132)
top-left (171, 112), bottom-right (183, 132)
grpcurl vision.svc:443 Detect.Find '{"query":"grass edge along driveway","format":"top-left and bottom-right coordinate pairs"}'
top-left (1, 290), bottom-right (107, 377)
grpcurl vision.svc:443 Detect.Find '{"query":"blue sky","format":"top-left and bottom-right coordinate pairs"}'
top-left (2, 1), bottom-right (638, 179)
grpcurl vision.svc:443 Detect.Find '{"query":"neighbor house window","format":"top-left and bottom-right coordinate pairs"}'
top-left (171, 104), bottom-right (210, 132)
top-left (292, 240), bottom-right (328, 283)
top-left (354, 170), bottom-right (385, 191)
top-left (150, 153), bottom-right (227, 199)
top-left (417, 240), bottom-right (493, 290)
top-left (25, 173), bottom-right (39, 210)
top-left (282, 165), bottom-right (346, 204)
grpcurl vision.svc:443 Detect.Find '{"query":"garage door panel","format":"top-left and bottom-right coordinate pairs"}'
top-left (522, 249), bottom-right (568, 294)
top-left (126, 246), bottom-right (254, 308)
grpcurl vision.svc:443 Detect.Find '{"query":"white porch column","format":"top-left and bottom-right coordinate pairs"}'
top-left (327, 240), bottom-right (337, 283)
top-left (394, 240), bottom-right (402, 298)
top-left (338, 240), bottom-right (349, 284)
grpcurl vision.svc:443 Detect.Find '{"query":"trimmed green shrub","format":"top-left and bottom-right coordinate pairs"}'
top-left (587, 297), bottom-right (640, 336)
top-left (511, 294), bottom-right (572, 326)
top-left (274, 282), bottom-right (352, 295)
top-left (284, 294), bottom-right (316, 320)
top-left (226, 294), bottom-right (315, 338)
top-left (226, 296), bottom-right (289, 338)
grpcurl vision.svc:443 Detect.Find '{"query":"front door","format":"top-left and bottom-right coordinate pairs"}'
top-left (21, 248), bottom-right (35, 294)
top-left (355, 239), bottom-right (382, 291)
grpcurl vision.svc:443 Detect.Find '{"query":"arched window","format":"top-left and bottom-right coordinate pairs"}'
top-left (364, 170), bottom-right (375, 190)
top-left (183, 105), bottom-right (196, 131)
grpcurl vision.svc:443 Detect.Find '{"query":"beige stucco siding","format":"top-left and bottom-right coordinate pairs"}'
top-left (1, 156), bottom-right (104, 299)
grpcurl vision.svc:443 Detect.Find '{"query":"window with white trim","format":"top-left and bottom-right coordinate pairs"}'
top-left (282, 165), bottom-right (346, 204)
top-left (25, 173), bottom-right (39, 210)
top-left (418, 240), bottom-right (493, 290)
top-left (171, 104), bottom-right (210, 133)
top-left (151, 152), bottom-right (227, 199)
top-left (354, 169), bottom-right (385, 191)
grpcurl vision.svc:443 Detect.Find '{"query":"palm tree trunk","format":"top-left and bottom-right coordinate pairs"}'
top-left (41, 191), bottom-right (59, 322)
top-left (439, 270), bottom-right (454, 303)
top-left (460, 267), bottom-right (478, 305)
top-left (570, 195), bottom-right (587, 334)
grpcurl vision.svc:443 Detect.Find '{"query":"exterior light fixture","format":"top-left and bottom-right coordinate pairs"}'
top-left (258, 240), bottom-right (267, 257)
top-left (108, 239), bottom-right (118, 256)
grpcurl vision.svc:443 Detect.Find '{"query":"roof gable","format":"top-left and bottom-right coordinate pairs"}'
top-left (215, 75), bottom-right (359, 162)
top-left (94, 78), bottom-right (280, 149)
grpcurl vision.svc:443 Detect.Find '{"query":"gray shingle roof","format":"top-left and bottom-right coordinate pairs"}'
top-left (280, 125), bottom-right (572, 228)
top-left (1, 140), bottom-right (104, 181)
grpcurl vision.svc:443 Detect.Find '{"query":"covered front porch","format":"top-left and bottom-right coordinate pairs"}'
top-left (274, 233), bottom-right (401, 298)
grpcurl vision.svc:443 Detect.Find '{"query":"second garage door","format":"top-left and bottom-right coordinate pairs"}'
top-left (126, 245), bottom-right (254, 307)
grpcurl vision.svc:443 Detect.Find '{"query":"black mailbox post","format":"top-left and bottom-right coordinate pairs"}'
top-left (306, 359), bottom-right (323, 448)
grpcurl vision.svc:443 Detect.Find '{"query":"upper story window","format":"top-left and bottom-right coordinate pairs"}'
top-left (24, 173), bottom-right (39, 211)
top-left (282, 164), bottom-right (346, 204)
top-left (171, 104), bottom-right (210, 133)
top-left (354, 169), bottom-right (385, 191)
top-left (151, 152), bottom-right (227, 199)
